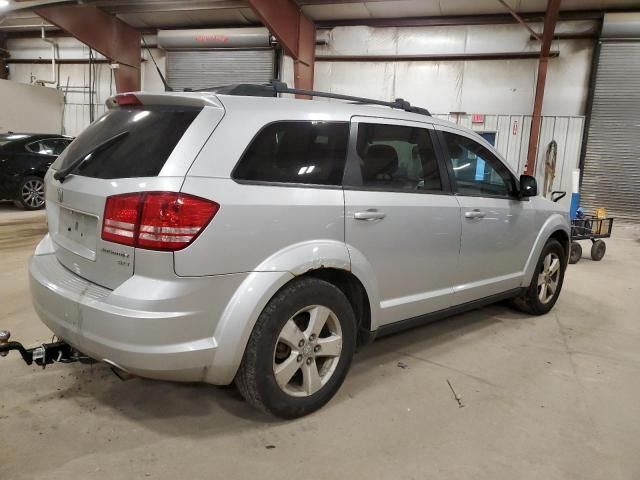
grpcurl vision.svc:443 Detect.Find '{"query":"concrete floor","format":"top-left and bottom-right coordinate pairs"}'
top-left (0, 202), bottom-right (638, 480)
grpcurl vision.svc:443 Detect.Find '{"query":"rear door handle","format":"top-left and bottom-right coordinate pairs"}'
top-left (464, 209), bottom-right (486, 219)
top-left (354, 209), bottom-right (386, 221)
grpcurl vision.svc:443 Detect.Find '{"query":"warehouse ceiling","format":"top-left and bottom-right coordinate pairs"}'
top-left (1, 0), bottom-right (639, 30)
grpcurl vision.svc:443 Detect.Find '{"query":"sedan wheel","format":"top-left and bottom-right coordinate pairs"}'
top-left (18, 177), bottom-right (46, 209)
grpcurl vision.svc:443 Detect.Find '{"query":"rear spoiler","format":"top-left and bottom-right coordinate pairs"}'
top-left (105, 92), bottom-right (224, 109)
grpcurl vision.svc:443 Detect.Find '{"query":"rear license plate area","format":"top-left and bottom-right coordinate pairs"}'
top-left (56, 207), bottom-right (98, 261)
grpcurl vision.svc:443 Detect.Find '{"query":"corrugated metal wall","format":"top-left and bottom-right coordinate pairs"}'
top-left (436, 114), bottom-right (584, 210)
top-left (581, 41), bottom-right (640, 221)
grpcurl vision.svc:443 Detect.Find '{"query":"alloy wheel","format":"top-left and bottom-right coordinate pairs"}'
top-left (21, 178), bottom-right (45, 208)
top-left (537, 252), bottom-right (561, 304)
top-left (273, 305), bottom-right (343, 397)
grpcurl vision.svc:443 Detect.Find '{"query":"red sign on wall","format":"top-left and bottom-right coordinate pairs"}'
top-left (471, 114), bottom-right (485, 123)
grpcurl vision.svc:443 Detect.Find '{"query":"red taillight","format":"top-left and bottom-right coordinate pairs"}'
top-left (137, 192), bottom-right (219, 250)
top-left (102, 193), bottom-right (141, 246)
top-left (115, 93), bottom-right (143, 106)
top-left (102, 192), bottom-right (219, 251)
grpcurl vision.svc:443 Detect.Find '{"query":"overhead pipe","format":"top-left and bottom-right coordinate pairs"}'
top-left (7, 58), bottom-right (146, 64)
top-left (0, 23), bottom-right (55, 30)
top-left (316, 10), bottom-right (603, 28)
top-left (33, 26), bottom-right (58, 87)
top-left (35, 5), bottom-right (141, 92)
top-left (316, 51), bottom-right (560, 62)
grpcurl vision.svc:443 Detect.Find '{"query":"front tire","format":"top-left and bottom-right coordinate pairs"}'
top-left (235, 277), bottom-right (357, 419)
top-left (15, 175), bottom-right (46, 210)
top-left (512, 238), bottom-right (567, 315)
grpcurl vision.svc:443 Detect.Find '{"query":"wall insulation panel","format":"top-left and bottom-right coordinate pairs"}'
top-left (315, 22), bottom-right (595, 116)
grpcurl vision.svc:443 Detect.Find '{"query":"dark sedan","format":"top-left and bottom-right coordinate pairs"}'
top-left (0, 133), bottom-right (73, 209)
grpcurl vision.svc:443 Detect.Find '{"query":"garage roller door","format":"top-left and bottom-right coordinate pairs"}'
top-left (581, 42), bottom-right (640, 221)
top-left (166, 49), bottom-right (275, 92)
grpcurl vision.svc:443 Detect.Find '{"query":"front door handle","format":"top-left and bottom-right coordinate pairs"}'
top-left (464, 209), bottom-right (486, 219)
top-left (354, 209), bottom-right (386, 221)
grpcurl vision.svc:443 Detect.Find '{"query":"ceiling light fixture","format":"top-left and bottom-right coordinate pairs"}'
top-left (0, 0), bottom-right (10, 9)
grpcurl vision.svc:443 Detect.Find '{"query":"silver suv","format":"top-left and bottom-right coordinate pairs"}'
top-left (28, 84), bottom-right (570, 418)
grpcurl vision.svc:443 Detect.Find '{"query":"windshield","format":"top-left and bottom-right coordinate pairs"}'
top-left (52, 106), bottom-right (201, 179)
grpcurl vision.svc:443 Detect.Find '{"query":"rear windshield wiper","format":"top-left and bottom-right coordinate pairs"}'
top-left (54, 131), bottom-right (130, 183)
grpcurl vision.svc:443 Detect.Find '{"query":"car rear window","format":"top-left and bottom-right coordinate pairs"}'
top-left (52, 106), bottom-right (201, 179)
top-left (233, 121), bottom-right (349, 186)
top-left (0, 134), bottom-right (30, 150)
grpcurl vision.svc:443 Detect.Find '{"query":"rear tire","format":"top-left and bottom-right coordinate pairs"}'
top-left (512, 239), bottom-right (566, 315)
top-left (15, 175), bottom-right (45, 210)
top-left (569, 241), bottom-right (582, 264)
top-left (590, 239), bottom-right (606, 261)
top-left (235, 277), bottom-right (357, 419)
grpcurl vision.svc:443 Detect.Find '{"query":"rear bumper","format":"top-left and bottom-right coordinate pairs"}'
top-left (29, 247), bottom-right (248, 383)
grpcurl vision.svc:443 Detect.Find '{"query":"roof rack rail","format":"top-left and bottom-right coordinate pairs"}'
top-left (198, 81), bottom-right (431, 116)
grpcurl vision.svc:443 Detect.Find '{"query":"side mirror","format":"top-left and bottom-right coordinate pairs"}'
top-left (519, 175), bottom-right (537, 198)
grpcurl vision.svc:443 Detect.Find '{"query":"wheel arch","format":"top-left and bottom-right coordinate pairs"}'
top-left (15, 159), bottom-right (50, 183)
top-left (301, 268), bottom-right (374, 346)
top-left (549, 229), bottom-right (570, 260)
top-left (249, 239), bottom-right (381, 336)
top-left (522, 214), bottom-right (571, 286)
top-left (205, 241), bottom-right (380, 385)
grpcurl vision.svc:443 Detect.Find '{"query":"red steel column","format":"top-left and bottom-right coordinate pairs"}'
top-left (525, 0), bottom-right (561, 175)
top-left (34, 5), bottom-right (141, 92)
top-left (247, 0), bottom-right (316, 96)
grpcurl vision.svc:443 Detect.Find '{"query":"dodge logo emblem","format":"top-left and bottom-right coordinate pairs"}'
top-left (57, 188), bottom-right (63, 203)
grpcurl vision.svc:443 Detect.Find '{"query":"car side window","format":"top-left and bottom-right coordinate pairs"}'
top-left (353, 123), bottom-right (442, 192)
top-left (233, 121), bottom-right (349, 186)
top-left (441, 131), bottom-right (515, 198)
top-left (52, 139), bottom-right (72, 155)
top-left (26, 139), bottom-right (69, 156)
top-left (26, 140), bottom-right (52, 155)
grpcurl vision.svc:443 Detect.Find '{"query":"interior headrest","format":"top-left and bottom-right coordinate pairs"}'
top-left (277, 128), bottom-right (310, 155)
top-left (362, 144), bottom-right (398, 181)
top-left (448, 143), bottom-right (465, 159)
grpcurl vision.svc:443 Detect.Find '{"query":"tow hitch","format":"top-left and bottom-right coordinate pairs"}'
top-left (0, 330), bottom-right (89, 368)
